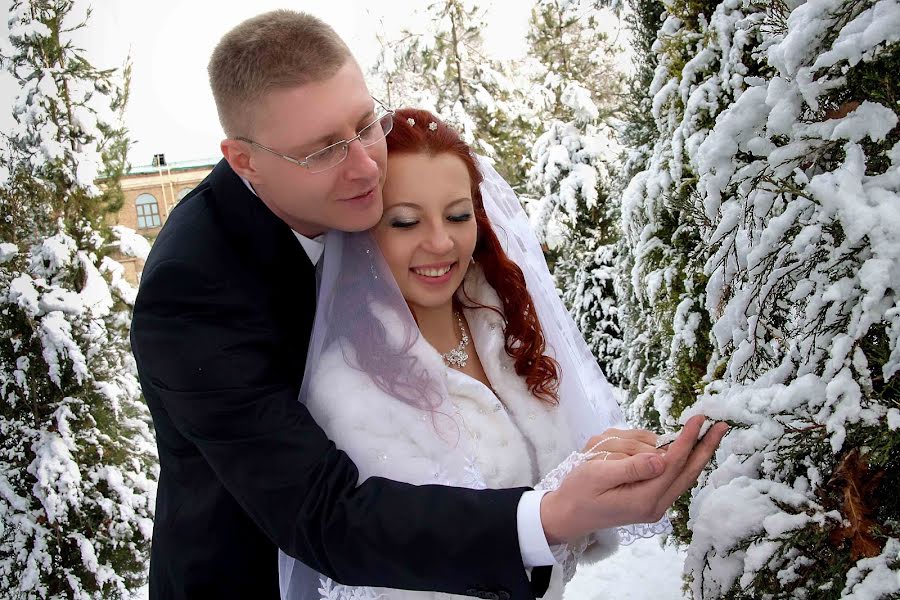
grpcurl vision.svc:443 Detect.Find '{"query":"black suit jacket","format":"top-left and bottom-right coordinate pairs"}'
top-left (131, 160), bottom-right (551, 599)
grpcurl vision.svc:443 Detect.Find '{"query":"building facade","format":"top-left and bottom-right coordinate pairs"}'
top-left (109, 156), bottom-right (217, 282)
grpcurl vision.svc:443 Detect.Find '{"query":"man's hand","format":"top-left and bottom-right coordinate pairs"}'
top-left (541, 415), bottom-right (728, 544)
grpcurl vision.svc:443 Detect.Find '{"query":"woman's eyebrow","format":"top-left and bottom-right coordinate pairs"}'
top-left (387, 198), bottom-right (472, 211)
top-left (388, 202), bottom-right (422, 210)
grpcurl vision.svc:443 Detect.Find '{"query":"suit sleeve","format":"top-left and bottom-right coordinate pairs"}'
top-left (131, 257), bottom-right (538, 597)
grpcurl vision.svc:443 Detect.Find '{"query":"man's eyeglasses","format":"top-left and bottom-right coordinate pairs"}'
top-left (234, 99), bottom-right (394, 174)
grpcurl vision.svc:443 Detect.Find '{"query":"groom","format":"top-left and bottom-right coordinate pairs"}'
top-left (130, 9), bottom-right (727, 600)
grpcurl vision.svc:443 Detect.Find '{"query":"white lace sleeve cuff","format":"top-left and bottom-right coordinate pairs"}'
top-left (534, 449), bottom-right (621, 581)
top-left (534, 449), bottom-right (588, 492)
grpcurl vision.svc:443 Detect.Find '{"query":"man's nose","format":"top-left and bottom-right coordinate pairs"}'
top-left (342, 139), bottom-right (379, 180)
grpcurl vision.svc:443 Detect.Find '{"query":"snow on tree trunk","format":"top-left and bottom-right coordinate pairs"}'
top-left (1, 2), bottom-right (157, 597)
top-left (620, 0), bottom-right (899, 596)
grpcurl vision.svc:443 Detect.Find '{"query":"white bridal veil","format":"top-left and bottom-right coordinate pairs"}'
top-left (278, 157), bottom-right (664, 600)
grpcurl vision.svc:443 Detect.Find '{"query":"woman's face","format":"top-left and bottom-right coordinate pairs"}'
top-left (374, 152), bottom-right (478, 315)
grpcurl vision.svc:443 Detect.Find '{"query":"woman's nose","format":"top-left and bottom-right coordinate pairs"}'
top-left (423, 223), bottom-right (454, 254)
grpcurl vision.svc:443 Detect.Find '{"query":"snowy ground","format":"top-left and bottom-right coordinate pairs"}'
top-left (564, 535), bottom-right (688, 599)
top-left (134, 536), bottom-right (686, 599)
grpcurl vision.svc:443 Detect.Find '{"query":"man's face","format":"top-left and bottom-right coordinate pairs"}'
top-left (227, 59), bottom-right (387, 237)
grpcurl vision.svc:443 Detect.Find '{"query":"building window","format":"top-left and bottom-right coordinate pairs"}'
top-left (136, 193), bottom-right (162, 229)
top-left (176, 187), bottom-right (192, 202)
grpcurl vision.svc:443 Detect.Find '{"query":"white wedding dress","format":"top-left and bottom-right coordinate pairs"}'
top-left (304, 265), bottom-right (619, 600)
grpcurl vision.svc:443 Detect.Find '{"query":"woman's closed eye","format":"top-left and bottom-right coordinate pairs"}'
top-left (390, 219), bottom-right (418, 229)
top-left (389, 213), bottom-right (472, 229)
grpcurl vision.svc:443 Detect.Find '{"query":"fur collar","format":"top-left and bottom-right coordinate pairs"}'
top-left (305, 264), bottom-right (576, 487)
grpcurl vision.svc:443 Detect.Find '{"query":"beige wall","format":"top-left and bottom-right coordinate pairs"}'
top-left (107, 163), bottom-right (214, 283)
top-left (115, 166), bottom-right (212, 234)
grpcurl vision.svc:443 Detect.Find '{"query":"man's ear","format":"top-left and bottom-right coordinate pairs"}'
top-left (221, 138), bottom-right (257, 182)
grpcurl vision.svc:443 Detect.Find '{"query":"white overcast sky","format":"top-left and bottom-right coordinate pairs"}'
top-left (1, 1), bottom-right (628, 167)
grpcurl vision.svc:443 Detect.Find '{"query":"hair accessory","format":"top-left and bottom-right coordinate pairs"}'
top-left (428, 122), bottom-right (438, 131)
top-left (406, 118), bottom-right (416, 126)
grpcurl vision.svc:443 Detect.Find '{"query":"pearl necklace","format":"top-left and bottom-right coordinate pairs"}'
top-left (442, 312), bottom-right (470, 368)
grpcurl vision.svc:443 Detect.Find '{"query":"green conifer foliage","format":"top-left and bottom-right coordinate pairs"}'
top-left (0, 2), bottom-right (157, 597)
top-left (526, 0), bottom-right (628, 385)
top-left (619, 0), bottom-right (899, 596)
top-left (370, 0), bottom-right (534, 190)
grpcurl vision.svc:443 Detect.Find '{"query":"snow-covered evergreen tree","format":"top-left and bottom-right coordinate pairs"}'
top-left (369, 0), bottom-right (534, 189)
top-left (621, 0), bottom-right (899, 596)
top-left (525, 0), bottom-right (628, 384)
top-left (526, 0), bottom-right (622, 124)
top-left (613, 0), bottom-right (668, 400)
top-left (0, 2), bottom-right (157, 597)
top-left (617, 0), bottom-right (720, 431)
top-left (620, 0), bottom-right (665, 174)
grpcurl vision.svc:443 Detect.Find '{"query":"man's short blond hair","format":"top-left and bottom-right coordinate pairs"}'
top-left (208, 10), bottom-right (352, 137)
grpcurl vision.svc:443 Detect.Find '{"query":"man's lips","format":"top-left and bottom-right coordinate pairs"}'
top-left (341, 187), bottom-right (376, 202)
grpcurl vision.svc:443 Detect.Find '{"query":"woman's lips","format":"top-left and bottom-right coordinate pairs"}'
top-left (410, 261), bottom-right (457, 285)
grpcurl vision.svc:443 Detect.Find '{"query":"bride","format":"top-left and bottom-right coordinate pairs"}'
top-left (280, 108), bottom-right (666, 600)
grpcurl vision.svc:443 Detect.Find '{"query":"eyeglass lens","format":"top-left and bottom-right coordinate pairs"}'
top-left (306, 112), bottom-right (394, 173)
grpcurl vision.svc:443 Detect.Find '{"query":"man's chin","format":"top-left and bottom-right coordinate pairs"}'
top-left (335, 200), bottom-right (383, 233)
top-left (347, 215), bottom-right (382, 232)
top-left (326, 214), bottom-right (380, 234)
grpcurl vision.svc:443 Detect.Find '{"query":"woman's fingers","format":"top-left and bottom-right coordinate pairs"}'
top-left (630, 429), bottom-right (660, 447)
top-left (586, 450), bottom-right (629, 462)
top-left (583, 430), bottom-right (665, 456)
top-left (581, 430), bottom-right (664, 457)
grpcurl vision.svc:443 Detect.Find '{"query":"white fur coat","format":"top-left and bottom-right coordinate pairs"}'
top-left (303, 266), bottom-right (616, 600)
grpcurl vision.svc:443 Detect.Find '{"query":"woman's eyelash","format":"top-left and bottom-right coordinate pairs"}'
top-left (389, 214), bottom-right (471, 228)
top-left (390, 220), bottom-right (417, 228)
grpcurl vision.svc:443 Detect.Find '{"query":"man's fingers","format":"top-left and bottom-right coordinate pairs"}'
top-left (661, 415), bottom-right (707, 468)
top-left (658, 421), bottom-right (729, 509)
top-left (591, 452), bottom-right (665, 490)
top-left (633, 415), bottom-right (712, 498)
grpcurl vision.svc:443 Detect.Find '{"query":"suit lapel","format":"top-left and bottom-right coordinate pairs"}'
top-left (207, 160), bottom-right (314, 282)
top-left (207, 159), bottom-right (317, 379)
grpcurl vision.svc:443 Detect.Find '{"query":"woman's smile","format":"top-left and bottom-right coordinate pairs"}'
top-left (410, 261), bottom-right (458, 285)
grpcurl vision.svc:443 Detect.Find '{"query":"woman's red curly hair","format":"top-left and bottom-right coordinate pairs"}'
top-left (386, 108), bottom-right (560, 404)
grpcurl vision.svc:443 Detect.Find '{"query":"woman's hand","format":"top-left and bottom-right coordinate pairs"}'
top-left (581, 428), bottom-right (664, 461)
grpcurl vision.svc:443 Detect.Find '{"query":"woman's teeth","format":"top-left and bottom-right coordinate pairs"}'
top-left (412, 264), bottom-right (453, 277)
